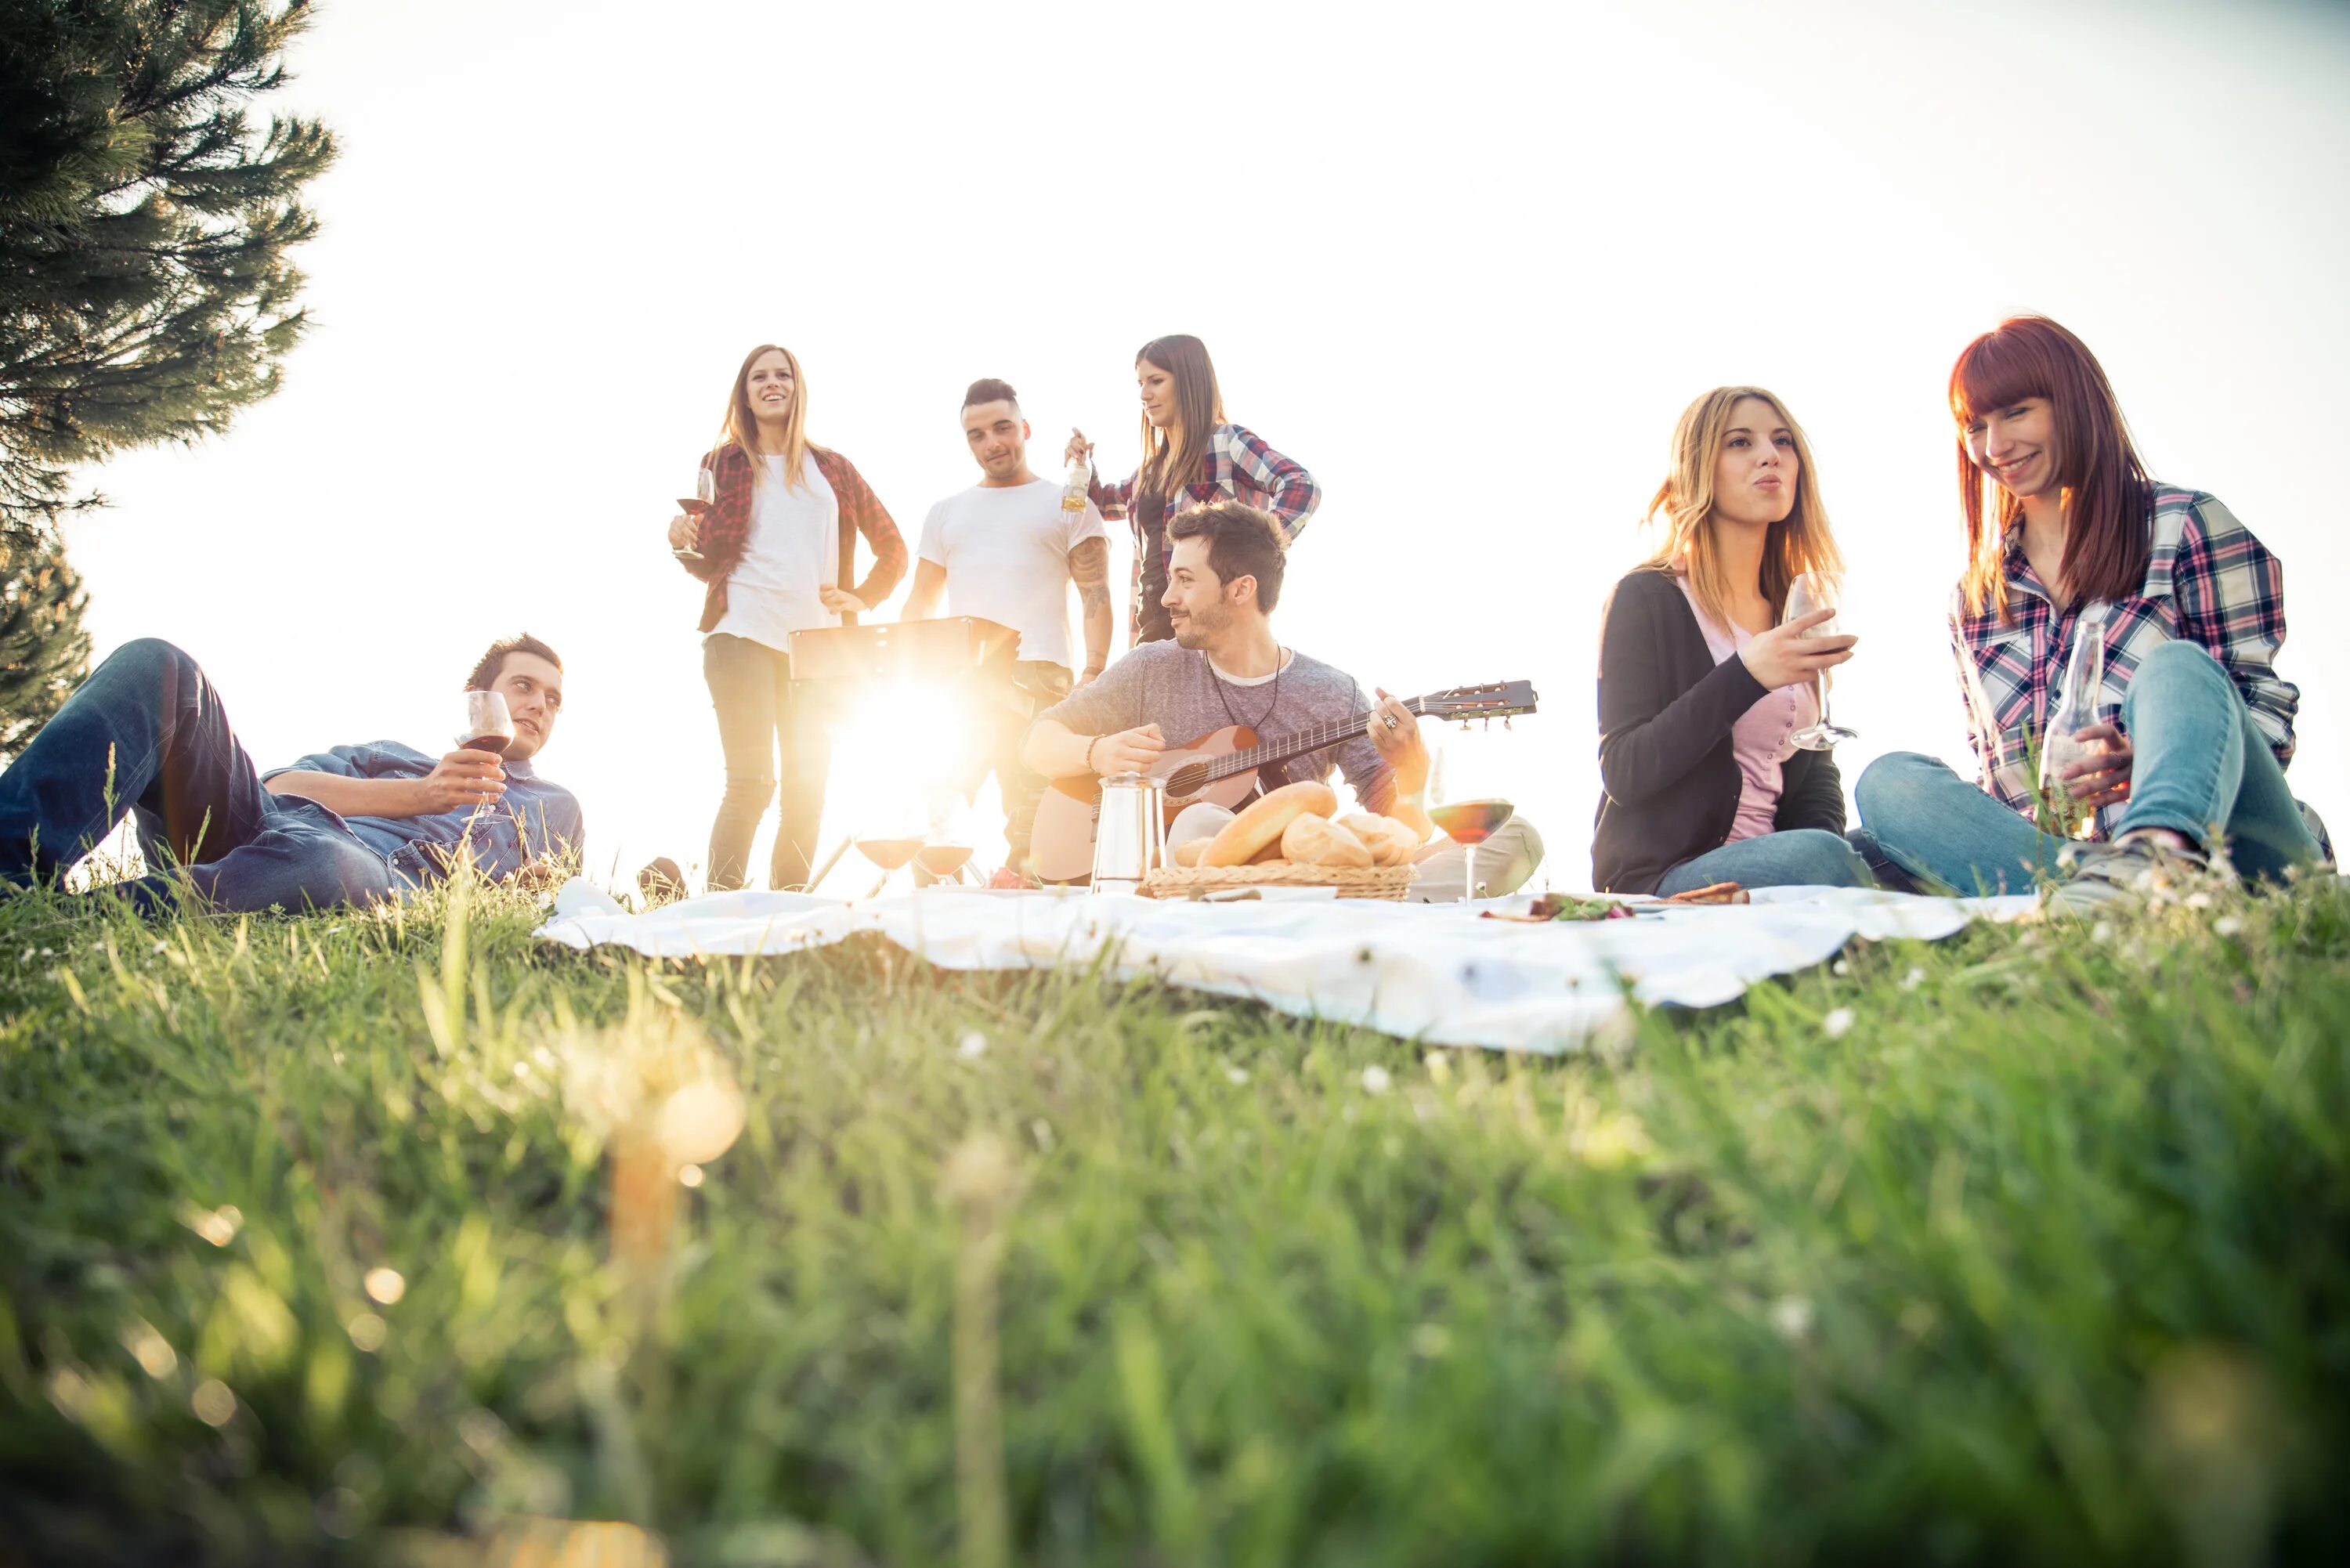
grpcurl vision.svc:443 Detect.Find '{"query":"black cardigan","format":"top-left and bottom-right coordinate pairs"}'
top-left (1590, 568), bottom-right (1846, 894)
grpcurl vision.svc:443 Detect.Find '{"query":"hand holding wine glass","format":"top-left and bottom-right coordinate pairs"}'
top-left (1779, 572), bottom-right (1860, 750)
top-left (671, 464), bottom-right (714, 559)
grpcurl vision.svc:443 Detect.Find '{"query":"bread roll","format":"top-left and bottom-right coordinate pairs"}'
top-left (1173, 838), bottom-right (1210, 868)
top-left (1202, 780), bottom-right (1338, 867)
top-left (1248, 838), bottom-right (1287, 865)
top-left (1341, 812), bottom-right (1422, 867)
top-left (1282, 813), bottom-right (1373, 869)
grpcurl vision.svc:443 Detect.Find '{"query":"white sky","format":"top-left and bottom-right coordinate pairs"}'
top-left (63, 0), bottom-right (2350, 892)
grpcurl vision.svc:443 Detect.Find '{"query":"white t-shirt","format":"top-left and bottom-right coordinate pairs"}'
top-left (915, 478), bottom-right (1108, 668)
top-left (713, 453), bottom-right (840, 650)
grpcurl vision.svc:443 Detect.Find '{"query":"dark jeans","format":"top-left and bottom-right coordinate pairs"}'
top-left (0, 639), bottom-right (395, 912)
top-left (1132, 497), bottom-right (1174, 645)
top-left (958, 659), bottom-right (1072, 869)
top-left (703, 633), bottom-right (833, 891)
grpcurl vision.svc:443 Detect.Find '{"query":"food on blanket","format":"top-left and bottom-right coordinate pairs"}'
top-left (1282, 813), bottom-right (1374, 869)
top-left (1663, 880), bottom-right (1748, 905)
top-left (1202, 780), bottom-right (1338, 867)
top-left (1483, 893), bottom-right (1634, 923)
top-left (1173, 838), bottom-right (1211, 868)
top-left (1341, 812), bottom-right (1422, 867)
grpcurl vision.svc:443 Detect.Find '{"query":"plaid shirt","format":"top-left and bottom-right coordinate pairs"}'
top-left (1089, 422), bottom-right (1321, 640)
top-left (1951, 486), bottom-right (2297, 838)
top-left (677, 444), bottom-right (907, 633)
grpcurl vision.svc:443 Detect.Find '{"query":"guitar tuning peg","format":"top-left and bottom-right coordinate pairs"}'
top-left (1457, 720), bottom-right (1472, 732)
top-left (1503, 717), bottom-right (1513, 730)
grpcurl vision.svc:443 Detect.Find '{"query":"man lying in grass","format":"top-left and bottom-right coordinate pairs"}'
top-left (0, 634), bottom-right (582, 913)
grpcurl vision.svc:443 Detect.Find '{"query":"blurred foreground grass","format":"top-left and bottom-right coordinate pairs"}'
top-left (1, 873), bottom-right (2347, 1566)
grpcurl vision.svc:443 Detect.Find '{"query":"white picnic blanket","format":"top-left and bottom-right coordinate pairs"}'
top-left (536, 883), bottom-right (2035, 1054)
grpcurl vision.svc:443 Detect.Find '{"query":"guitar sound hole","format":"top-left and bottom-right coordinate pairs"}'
top-left (1165, 761), bottom-right (1209, 796)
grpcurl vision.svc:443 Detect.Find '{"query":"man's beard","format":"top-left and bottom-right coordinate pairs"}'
top-left (1170, 603), bottom-right (1221, 649)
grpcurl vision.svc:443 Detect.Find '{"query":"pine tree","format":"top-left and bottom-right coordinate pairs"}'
top-left (0, 530), bottom-right (91, 754)
top-left (0, 0), bottom-right (338, 539)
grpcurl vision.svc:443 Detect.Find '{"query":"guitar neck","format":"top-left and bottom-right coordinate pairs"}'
top-left (1198, 698), bottom-right (1430, 785)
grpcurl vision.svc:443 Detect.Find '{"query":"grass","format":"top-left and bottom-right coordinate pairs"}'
top-left (1, 870), bottom-right (2347, 1566)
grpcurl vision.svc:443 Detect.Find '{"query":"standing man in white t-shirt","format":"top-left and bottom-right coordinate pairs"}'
top-left (902, 378), bottom-right (1112, 874)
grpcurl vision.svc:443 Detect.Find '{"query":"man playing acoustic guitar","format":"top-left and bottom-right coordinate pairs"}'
top-left (1023, 501), bottom-right (1542, 899)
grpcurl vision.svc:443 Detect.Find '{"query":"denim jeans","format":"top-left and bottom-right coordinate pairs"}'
top-left (0, 639), bottom-right (395, 913)
top-left (1654, 828), bottom-right (1875, 897)
top-left (1855, 638), bottom-right (2320, 894)
top-left (703, 633), bottom-right (832, 891)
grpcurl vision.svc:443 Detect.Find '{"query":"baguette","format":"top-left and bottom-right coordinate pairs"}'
top-left (1202, 780), bottom-right (1338, 867)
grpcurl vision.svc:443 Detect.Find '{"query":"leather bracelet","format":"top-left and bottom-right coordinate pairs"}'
top-left (1085, 735), bottom-right (1105, 775)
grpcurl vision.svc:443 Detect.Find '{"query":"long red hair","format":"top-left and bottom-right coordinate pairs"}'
top-left (1950, 316), bottom-right (2151, 619)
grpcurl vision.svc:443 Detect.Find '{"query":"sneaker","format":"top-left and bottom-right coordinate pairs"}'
top-left (2043, 835), bottom-right (2216, 919)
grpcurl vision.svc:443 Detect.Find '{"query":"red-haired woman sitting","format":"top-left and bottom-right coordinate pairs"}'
top-left (1854, 316), bottom-right (2324, 912)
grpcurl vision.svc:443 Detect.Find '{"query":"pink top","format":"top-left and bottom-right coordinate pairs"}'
top-left (1676, 577), bottom-right (1817, 843)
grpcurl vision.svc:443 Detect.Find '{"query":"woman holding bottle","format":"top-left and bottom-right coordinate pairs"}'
top-left (1592, 385), bottom-right (1874, 896)
top-left (667, 344), bottom-right (906, 891)
top-left (1063, 334), bottom-right (1319, 645)
top-left (1853, 315), bottom-right (2321, 911)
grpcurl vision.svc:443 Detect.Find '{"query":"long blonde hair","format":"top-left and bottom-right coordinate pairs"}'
top-left (713, 343), bottom-right (817, 491)
top-left (1643, 385), bottom-right (1843, 633)
top-left (1135, 334), bottom-right (1227, 500)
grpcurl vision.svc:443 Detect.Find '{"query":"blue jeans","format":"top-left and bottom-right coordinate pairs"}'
top-left (1656, 828), bottom-right (1875, 896)
top-left (0, 639), bottom-right (395, 913)
top-left (1855, 639), bottom-right (2320, 895)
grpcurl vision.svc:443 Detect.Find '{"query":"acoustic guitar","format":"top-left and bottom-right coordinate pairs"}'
top-left (1027, 680), bottom-right (1539, 883)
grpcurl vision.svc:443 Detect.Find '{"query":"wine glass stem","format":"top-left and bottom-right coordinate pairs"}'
top-left (1461, 840), bottom-right (1479, 905)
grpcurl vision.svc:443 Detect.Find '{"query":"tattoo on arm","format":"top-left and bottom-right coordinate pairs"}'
top-left (1071, 538), bottom-right (1112, 617)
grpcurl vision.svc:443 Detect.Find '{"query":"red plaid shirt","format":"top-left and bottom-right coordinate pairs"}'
top-left (1951, 486), bottom-right (2298, 836)
top-left (1088, 422), bottom-right (1320, 641)
top-left (677, 444), bottom-right (907, 632)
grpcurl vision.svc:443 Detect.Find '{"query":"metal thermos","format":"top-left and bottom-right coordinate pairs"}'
top-left (1090, 772), bottom-right (1167, 894)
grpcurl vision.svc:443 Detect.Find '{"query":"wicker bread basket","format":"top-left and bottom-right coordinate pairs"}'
top-left (1141, 862), bottom-right (1419, 901)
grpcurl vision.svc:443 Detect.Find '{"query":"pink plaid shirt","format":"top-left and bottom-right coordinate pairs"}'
top-left (1950, 486), bottom-right (2297, 838)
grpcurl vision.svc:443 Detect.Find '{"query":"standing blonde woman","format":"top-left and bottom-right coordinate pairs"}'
top-left (1063, 334), bottom-right (1319, 645)
top-left (667, 344), bottom-right (906, 891)
top-left (1591, 386), bottom-right (1872, 894)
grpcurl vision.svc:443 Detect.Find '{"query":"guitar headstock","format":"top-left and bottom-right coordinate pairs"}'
top-left (1415, 680), bottom-right (1538, 721)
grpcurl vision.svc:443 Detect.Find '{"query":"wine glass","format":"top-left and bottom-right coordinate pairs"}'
top-left (1426, 797), bottom-right (1516, 905)
top-left (914, 843), bottom-right (974, 885)
top-left (673, 464), bottom-right (713, 561)
top-left (853, 832), bottom-right (927, 898)
top-left (457, 690), bottom-right (515, 756)
top-left (1784, 571), bottom-right (1858, 750)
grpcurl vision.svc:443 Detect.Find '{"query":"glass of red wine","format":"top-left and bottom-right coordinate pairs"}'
top-left (1427, 797), bottom-right (1516, 905)
top-left (458, 690), bottom-right (515, 757)
top-left (914, 843), bottom-right (974, 886)
top-left (853, 834), bottom-right (926, 898)
top-left (673, 464), bottom-right (714, 561)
